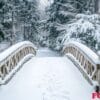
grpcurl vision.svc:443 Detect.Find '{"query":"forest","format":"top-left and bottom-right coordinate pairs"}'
top-left (0, 0), bottom-right (100, 53)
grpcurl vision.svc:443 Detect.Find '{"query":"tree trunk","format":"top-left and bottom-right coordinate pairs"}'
top-left (95, 0), bottom-right (99, 13)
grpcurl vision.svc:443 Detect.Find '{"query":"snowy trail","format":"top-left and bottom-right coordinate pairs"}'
top-left (36, 48), bottom-right (61, 57)
top-left (0, 49), bottom-right (92, 100)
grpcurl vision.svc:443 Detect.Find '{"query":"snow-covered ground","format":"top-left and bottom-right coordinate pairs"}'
top-left (0, 41), bottom-right (10, 53)
top-left (0, 48), bottom-right (92, 100)
top-left (36, 48), bottom-right (61, 57)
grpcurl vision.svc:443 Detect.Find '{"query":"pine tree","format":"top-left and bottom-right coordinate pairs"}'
top-left (16, 0), bottom-right (39, 43)
top-left (75, 0), bottom-right (95, 13)
top-left (0, 0), bottom-right (5, 41)
top-left (0, 0), bottom-right (39, 45)
top-left (45, 0), bottom-right (77, 50)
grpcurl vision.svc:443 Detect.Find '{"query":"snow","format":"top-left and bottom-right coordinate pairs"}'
top-left (64, 18), bottom-right (95, 36)
top-left (38, 0), bottom-right (53, 11)
top-left (36, 48), bottom-right (61, 57)
top-left (0, 54), bottom-right (34, 85)
top-left (76, 14), bottom-right (100, 22)
top-left (0, 41), bottom-right (10, 53)
top-left (59, 11), bottom-right (74, 17)
top-left (0, 49), bottom-right (92, 100)
top-left (62, 14), bottom-right (100, 51)
top-left (0, 41), bottom-right (36, 62)
top-left (64, 41), bottom-right (100, 64)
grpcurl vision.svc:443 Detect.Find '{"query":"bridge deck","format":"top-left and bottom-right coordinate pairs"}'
top-left (0, 49), bottom-right (92, 100)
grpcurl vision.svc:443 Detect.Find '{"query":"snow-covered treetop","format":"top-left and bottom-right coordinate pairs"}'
top-left (62, 14), bottom-right (100, 51)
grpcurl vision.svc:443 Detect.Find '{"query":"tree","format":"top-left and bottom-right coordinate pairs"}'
top-left (0, 0), bottom-right (40, 45)
top-left (44, 0), bottom-right (77, 50)
top-left (75, 0), bottom-right (95, 13)
top-left (0, 0), bottom-right (5, 41)
top-left (62, 14), bottom-right (100, 51)
top-left (16, 0), bottom-right (39, 43)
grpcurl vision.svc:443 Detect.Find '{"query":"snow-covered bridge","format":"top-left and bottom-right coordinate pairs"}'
top-left (0, 41), bottom-right (100, 100)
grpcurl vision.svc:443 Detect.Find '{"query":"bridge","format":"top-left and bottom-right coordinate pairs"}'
top-left (0, 41), bottom-right (100, 100)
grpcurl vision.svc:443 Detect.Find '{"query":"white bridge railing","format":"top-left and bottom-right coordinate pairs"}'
top-left (0, 41), bottom-right (37, 85)
top-left (63, 41), bottom-right (100, 86)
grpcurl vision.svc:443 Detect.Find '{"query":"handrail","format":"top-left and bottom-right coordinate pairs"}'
top-left (62, 41), bottom-right (100, 86)
top-left (0, 41), bottom-right (37, 85)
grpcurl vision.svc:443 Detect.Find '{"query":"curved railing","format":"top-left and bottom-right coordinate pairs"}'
top-left (62, 41), bottom-right (100, 86)
top-left (0, 41), bottom-right (37, 85)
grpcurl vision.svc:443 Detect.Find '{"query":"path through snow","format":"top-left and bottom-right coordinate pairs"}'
top-left (0, 48), bottom-right (92, 100)
top-left (36, 48), bottom-right (61, 57)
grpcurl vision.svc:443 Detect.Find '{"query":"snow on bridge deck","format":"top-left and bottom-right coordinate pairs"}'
top-left (0, 48), bottom-right (92, 100)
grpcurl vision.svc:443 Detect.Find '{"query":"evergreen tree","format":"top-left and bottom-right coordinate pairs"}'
top-left (45, 0), bottom-right (77, 50)
top-left (75, 0), bottom-right (95, 13)
top-left (0, 0), bottom-right (5, 41)
top-left (0, 0), bottom-right (39, 45)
